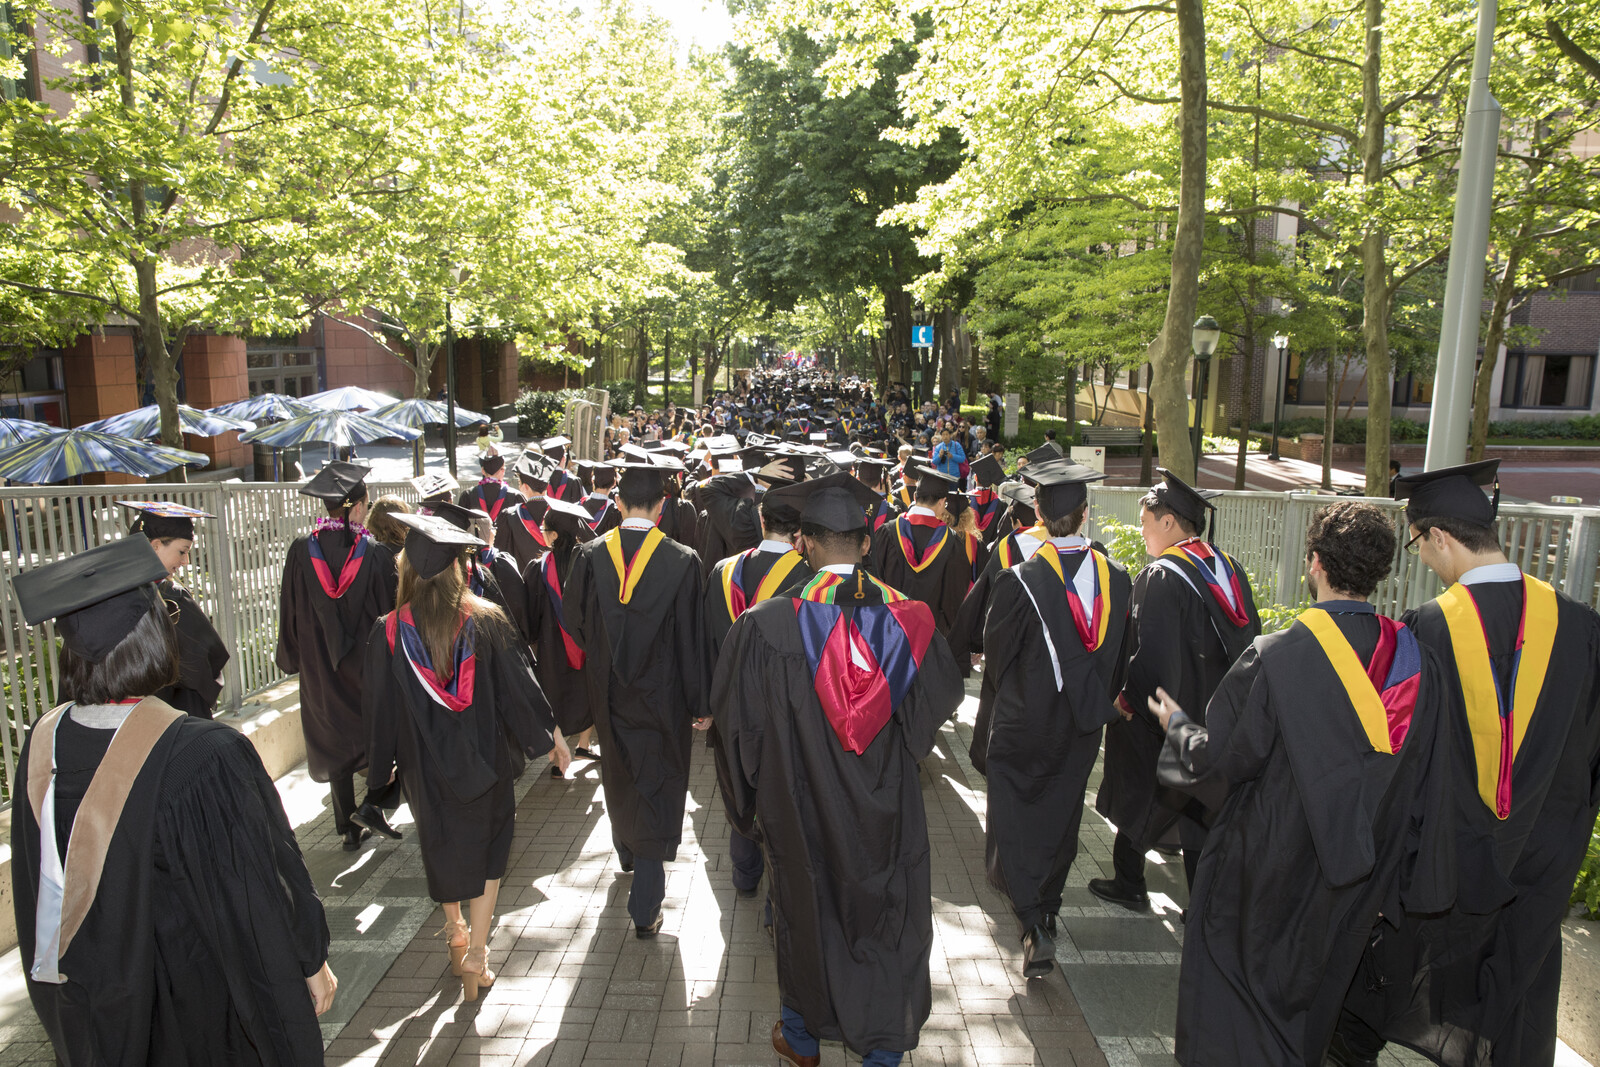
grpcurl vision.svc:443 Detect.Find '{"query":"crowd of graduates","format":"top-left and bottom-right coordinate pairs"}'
top-left (6, 365), bottom-right (1600, 1067)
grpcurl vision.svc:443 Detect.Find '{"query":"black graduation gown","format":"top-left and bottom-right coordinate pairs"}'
top-left (13, 707), bottom-right (329, 1066)
top-left (702, 545), bottom-right (814, 835)
top-left (544, 467), bottom-right (585, 504)
top-left (697, 474), bottom-right (760, 577)
top-left (456, 479), bottom-right (525, 520)
top-left (468, 551), bottom-right (529, 643)
top-left (565, 526), bottom-right (706, 860)
top-left (155, 579), bottom-right (229, 719)
top-left (1341, 580), bottom-right (1600, 1067)
top-left (275, 530), bottom-right (397, 782)
top-left (656, 495), bottom-right (699, 554)
top-left (979, 547), bottom-right (1132, 926)
top-left (866, 514), bottom-right (978, 636)
top-left (949, 530), bottom-right (1042, 772)
top-left (1160, 610), bottom-right (1454, 1066)
top-left (1096, 555), bottom-right (1261, 853)
top-left (494, 499), bottom-right (550, 566)
top-left (711, 587), bottom-right (963, 1053)
top-left (521, 542), bottom-right (594, 736)
top-left (363, 619), bottom-right (556, 902)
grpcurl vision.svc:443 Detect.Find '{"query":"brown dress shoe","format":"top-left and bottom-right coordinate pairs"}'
top-left (771, 1021), bottom-right (820, 1067)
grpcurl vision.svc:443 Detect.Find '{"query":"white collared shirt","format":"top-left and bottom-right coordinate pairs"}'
top-left (1048, 536), bottom-right (1098, 605)
top-left (1459, 562), bottom-right (1521, 586)
top-left (620, 517), bottom-right (655, 532)
top-left (907, 505), bottom-right (938, 519)
top-left (758, 539), bottom-right (795, 555)
top-left (821, 563), bottom-right (856, 576)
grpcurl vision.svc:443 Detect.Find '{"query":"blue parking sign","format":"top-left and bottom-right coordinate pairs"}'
top-left (912, 324), bottom-right (934, 347)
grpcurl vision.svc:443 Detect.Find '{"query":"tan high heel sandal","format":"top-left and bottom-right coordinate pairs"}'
top-left (441, 918), bottom-right (470, 977)
top-left (461, 945), bottom-right (496, 1002)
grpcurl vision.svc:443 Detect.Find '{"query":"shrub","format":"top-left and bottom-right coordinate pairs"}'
top-left (516, 389), bottom-right (579, 438)
top-left (1575, 814), bottom-right (1600, 919)
top-left (599, 379), bottom-right (640, 414)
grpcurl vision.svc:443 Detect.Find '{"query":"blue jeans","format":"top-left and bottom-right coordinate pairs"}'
top-left (780, 1005), bottom-right (903, 1066)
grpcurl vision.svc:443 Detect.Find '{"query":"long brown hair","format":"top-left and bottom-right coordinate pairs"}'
top-left (395, 551), bottom-right (512, 682)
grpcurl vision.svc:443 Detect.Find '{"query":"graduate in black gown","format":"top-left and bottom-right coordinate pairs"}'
top-left (523, 496), bottom-right (600, 777)
top-left (11, 538), bottom-right (334, 1066)
top-left (711, 481), bottom-right (962, 1067)
top-left (275, 461), bottom-right (403, 850)
top-left (1153, 502), bottom-right (1453, 1066)
top-left (363, 512), bottom-right (564, 1001)
top-left (701, 481), bottom-right (816, 897)
top-left (428, 501), bottom-right (530, 642)
top-left (119, 500), bottom-right (230, 718)
top-left (976, 463), bottom-right (1133, 977)
top-left (696, 459), bottom-right (763, 576)
top-left (564, 457), bottom-right (706, 935)
top-left (966, 453), bottom-right (1008, 547)
top-left (539, 435), bottom-right (585, 504)
top-left (494, 454), bottom-right (551, 564)
top-left (866, 465), bottom-right (975, 636)
top-left (655, 465), bottom-right (700, 551)
top-left (456, 454), bottom-right (524, 522)
top-left (1092, 468), bottom-right (1262, 908)
top-left (585, 462), bottom-right (622, 536)
top-left (1332, 462), bottom-right (1600, 1067)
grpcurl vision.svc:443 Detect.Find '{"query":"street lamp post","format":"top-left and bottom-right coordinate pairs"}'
top-left (443, 263), bottom-right (468, 477)
top-left (1190, 315), bottom-right (1221, 469)
top-left (1269, 333), bottom-right (1290, 461)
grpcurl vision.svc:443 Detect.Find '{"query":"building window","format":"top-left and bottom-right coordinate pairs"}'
top-left (1560, 269), bottom-right (1600, 293)
top-left (1500, 351), bottom-right (1595, 409)
top-left (1, 2), bottom-right (35, 102)
top-left (246, 345), bottom-right (320, 398)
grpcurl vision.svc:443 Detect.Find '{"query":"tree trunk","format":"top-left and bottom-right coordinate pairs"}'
top-left (662, 327), bottom-right (672, 408)
top-left (1140, 362), bottom-right (1156, 485)
top-left (1471, 236), bottom-right (1529, 461)
top-left (1360, 0), bottom-right (1392, 495)
top-left (1234, 337), bottom-right (1255, 491)
top-left (634, 324), bottom-right (649, 399)
top-left (884, 289), bottom-right (912, 391)
top-left (1063, 362), bottom-right (1079, 430)
top-left (1323, 351), bottom-right (1338, 491)
top-left (1152, 0), bottom-right (1209, 482)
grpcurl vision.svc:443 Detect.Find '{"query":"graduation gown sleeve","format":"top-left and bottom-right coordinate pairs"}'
top-left (157, 581), bottom-right (229, 718)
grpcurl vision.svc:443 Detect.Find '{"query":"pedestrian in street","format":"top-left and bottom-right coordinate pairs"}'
top-left (1093, 469), bottom-right (1262, 906)
top-left (564, 457), bottom-right (707, 937)
top-left (523, 496), bottom-right (600, 777)
top-left (1332, 460), bottom-right (1600, 1067)
top-left (976, 463), bottom-right (1133, 977)
top-left (711, 477), bottom-right (961, 1067)
top-left (363, 512), bottom-right (564, 1001)
top-left (11, 538), bottom-right (335, 1065)
top-left (119, 500), bottom-right (230, 719)
top-left (1152, 501), bottom-right (1452, 1065)
top-left (275, 461), bottom-right (404, 851)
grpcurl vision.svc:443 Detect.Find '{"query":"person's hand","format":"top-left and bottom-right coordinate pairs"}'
top-left (306, 962), bottom-right (337, 1016)
top-left (1115, 693), bottom-right (1134, 721)
top-left (692, 716), bottom-right (713, 732)
top-left (549, 735), bottom-right (572, 773)
top-left (1147, 687), bottom-right (1184, 730)
top-left (970, 652), bottom-right (983, 670)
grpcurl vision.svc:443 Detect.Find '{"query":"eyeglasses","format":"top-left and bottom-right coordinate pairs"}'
top-left (1404, 529), bottom-right (1427, 556)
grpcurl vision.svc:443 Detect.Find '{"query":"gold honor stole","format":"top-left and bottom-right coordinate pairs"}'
top-left (603, 526), bottom-right (665, 604)
top-left (721, 547), bottom-right (806, 621)
top-left (1036, 543), bottom-right (1112, 651)
top-left (1438, 575), bottom-right (1558, 819)
top-left (997, 525), bottom-right (1049, 570)
top-left (1300, 610), bottom-right (1405, 755)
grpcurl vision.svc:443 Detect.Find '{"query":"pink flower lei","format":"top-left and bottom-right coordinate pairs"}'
top-left (313, 515), bottom-right (370, 539)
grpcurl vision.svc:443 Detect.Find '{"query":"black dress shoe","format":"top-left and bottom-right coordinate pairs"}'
top-left (1088, 877), bottom-right (1150, 911)
top-left (549, 764), bottom-right (564, 778)
top-left (1021, 925), bottom-right (1055, 978)
top-left (620, 858), bottom-right (634, 873)
top-left (349, 802), bottom-right (403, 840)
top-left (573, 746), bottom-right (598, 760)
top-left (342, 827), bottom-right (372, 852)
top-left (1325, 1032), bottom-right (1380, 1067)
top-left (735, 885), bottom-right (759, 900)
top-left (1043, 913), bottom-right (1058, 939)
top-left (635, 912), bottom-right (664, 938)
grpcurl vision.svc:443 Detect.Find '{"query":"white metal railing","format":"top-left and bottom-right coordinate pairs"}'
top-left (1, 479), bottom-right (1596, 805)
top-left (559, 388), bottom-right (610, 462)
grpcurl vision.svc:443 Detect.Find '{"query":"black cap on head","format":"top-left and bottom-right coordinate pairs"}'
top-left (1023, 442), bottom-right (1064, 466)
top-left (1394, 459), bottom-right (1500, 527)
top-left (480, 455), bottom-right (505, 476)
top-left (543, 496), bottom-right (597, 542)
top-left (767, 473), bottom-right (880, 533)
top-left (970, 454), bottom-right (1005, 488)
top-left (118, 500), bottom-right (210, 543)
top-left (11, 537), bottom-right (170, 662)
top-left (428, 500), bottom-right (490, 533)
top-left (512, 454), bottom-right (548, 490)
top-left (945, 491), bottom-right (969, 517)
top-left (591, 464), bottom-right (617, 489)
top-left (300, 461), bottom-right (370, 506)
top-left (1144, 467), bottom-right (1220, 534)
top-left (539, 435), bottom-right (571, 458)
top-left (757, 454), bottom-right (808, 486)
top-left (391, 512), bottom-right (484, 580)
top-left (411, 471), bottom-right (460, 502)
top-left (914, 464), bottom-right (959, 491)
top-left (1027, 462), bottom-right (1106, 520)
top-left (612, 461), bottom-right (669, 503)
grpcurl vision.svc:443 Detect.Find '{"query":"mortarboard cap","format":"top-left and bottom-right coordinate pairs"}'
top-left (703, 434), bottom-right (739, 453)
top-left (1022, 442), bottom-right (1065, 466)
top-left (1028, 462), bottom-right (1106, 519)
top-left (1145, 467), bottom-right (1221, 535)
top-left (391, 512), bottom-right (484, 580)
top-left (512, 454), bottom-right (548, 489)
top-left (714, 453), bottom-right (749, 475)
top-left (825, 450), bottom-right (858, 468)
top-left (11, 537), bottom-right (170, 663)
top-left (301, 461), bottom-right (370, 506)
top-left (756, 454), bottom-right (807, 486)
top-left (970, 454), bottom-right (1006, 488)
top-left (1394, 459), bottom-right (1500, 527)
top-left (427, 500), bottom-right (490, 533)
top-left (118, 500), bottom-right (212, 542)
top-left (543, 496), bottom-right (597, 542)
top-left (610, 459), bottom-right (673, 502)
top-left (539, 435), bottom-right (572, 453)
top-left (913, 464), bottom-right (959, 491)
top-left (767, 473), bottom-right (880, 533)
top-left (411, 471), bottom-right (459, 501)
top-left (480, 454), bottom-right (505, 476)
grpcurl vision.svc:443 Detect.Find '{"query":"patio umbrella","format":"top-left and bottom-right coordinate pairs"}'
top-left (301, 385), bottom-right (399, 412)
top-left (368, 398), bottom-right (493, 476)
top-left (209, 393), bottom-right (318, 423)
top-left (0, 427), bottom-right (211, 484)
top-left (238, 409), bottom-right (422, 449)
top-left (83, 403), bottom-right (255, 439)
top-left (0, 417), bottom-right (56, 450)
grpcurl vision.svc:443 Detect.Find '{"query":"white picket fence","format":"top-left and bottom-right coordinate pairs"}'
top-left (1, 480), bottom-right (1597, 805)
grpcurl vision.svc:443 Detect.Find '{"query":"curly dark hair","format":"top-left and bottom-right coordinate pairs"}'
top-left (1304, 502), bottom-right (1397, 598)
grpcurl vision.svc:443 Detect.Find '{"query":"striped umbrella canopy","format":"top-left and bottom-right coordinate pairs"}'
top-left (0, 417), bottom-right (56, 450)
top-left (0, 428), bottom-right (210, 483)
top-left (238, 409), bottom-right (422, 448)
top-left (367, 397), bottom-right (490, 430)
top-left (301, 385), bottom-right (399, 412)
top-left (84, 403), bottom-right (255, 439)
top-left (208, 393), bottom-right (318, 423)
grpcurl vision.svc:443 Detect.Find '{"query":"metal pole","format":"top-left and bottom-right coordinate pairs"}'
top-left (1190, 359), bottom-right (1205, 467)
top-left (1270, 341), bottom-right (1287, 461)
top-left (1423, 0), bottom-right (1501, 471)
top-left (445, 299), bottom-right (459, 478)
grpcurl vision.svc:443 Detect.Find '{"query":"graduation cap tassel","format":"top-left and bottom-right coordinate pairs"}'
top-left (1491, 478), bottom-right (1501, 518)
top-left (1207, 507), bottom-right (1217, 544)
